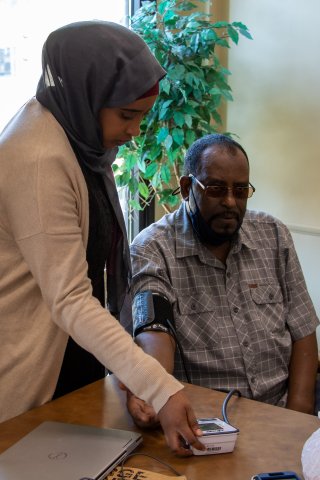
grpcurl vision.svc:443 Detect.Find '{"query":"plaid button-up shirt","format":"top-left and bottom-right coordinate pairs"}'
top-left (130, 203), bottom-right (319, 406)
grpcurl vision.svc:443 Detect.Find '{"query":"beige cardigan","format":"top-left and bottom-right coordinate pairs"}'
top-left (0, 99), bottom-right (182, 422)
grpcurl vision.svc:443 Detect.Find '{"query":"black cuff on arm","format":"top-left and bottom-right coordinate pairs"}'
top-left (133, 291), bottom-right (174, 337)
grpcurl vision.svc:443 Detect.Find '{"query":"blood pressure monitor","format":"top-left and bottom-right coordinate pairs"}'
top-left (191, 417), bottom-right (239, 455)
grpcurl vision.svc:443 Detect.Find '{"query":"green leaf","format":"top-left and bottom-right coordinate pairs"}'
top-left (221, 89), bottom-right (234, 101)
top-left (161, 78), bottom-right (171, 95)
top-left (163, 10), bottom-right (180, 25)
top-left (115, 171), bottom-right (131, 187)
top-left (227, 26), bottom-right (239, 44)
top-left (157, 126), bottom-right (169, 144)
top-left (204, 28), bottom-right (217, 42)
top-left (161, 164), bottom-right (171, 184)
top-left (138, 182), bottom-right (150, 200)
top-left (173, 111), bottom-right (185, 127)
top-left (158, 109), bottom-right (167, 121)
top-left (183, 104), bottom-right (197, 115)
top-left (151, 170), bottom-right (161, 189)
top-left (175, 2), bottom-right (199, 12)
top-left (211, 110), bottom-right (222, 125)
top-left (161, 99), bottom-right (174, 109)
top-left (193, 88), bottom-right (203, 102)
top-left (184, 114), bottom-right (193, 128)
top-left (128, 176), bottom-right (139, 192)
top-left (157, 0), bottom-right (167, 15)
top-left (164, 134), bottom-right (173, 150)
top-left (215, 38), bottom-right (230, 48)
top-left (186, 129), bottom-right (196, 146)
top-left (239, 28), bottom-right (253, 40)
top-left (167, 148), bottom-right (179, 165)
top-left (190, 33), bottom-right (200, 52)
top-left (158, 100), bottom-right (174, 121)
top-left (232, 22), bottom-right (253, 39)
top-left (185, 72), bottom-right (195, 87)
top-left (144, 162), bottom-right (158, 179)
top-left (159, 189), bottom-right (181, 208)
top-left (143, 144), bottom-right (162, 161)
top-left (213, 21), bottom-right (229, 28)
top-left (232, 21), bottom-right (248, 29)
top-left (210, 87), bottom-right (222, 96)
top-left (220, 66), bottom-right (232, 76)
top-left (167, 64), bottom-right (185, 81)
top-left (137, 157), bottom-right (146, 173)
top-left (172, 128), bottom-right (184, 146)
top-left (129, 198), bottom-right (143, 211)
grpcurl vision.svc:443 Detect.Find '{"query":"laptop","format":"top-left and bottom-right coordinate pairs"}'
top-left (0, 421), bottom-right (143, 480)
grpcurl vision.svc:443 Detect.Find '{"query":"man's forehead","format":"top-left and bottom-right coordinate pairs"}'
top-left (199, 144), bottom-right (248, 172)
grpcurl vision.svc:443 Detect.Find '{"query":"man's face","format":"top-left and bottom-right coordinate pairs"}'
top-left (181, 144), bottom-right (250, 241)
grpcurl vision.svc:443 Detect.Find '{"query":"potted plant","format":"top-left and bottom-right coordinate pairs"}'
top-left (113, 0), bottom-right (252, 215)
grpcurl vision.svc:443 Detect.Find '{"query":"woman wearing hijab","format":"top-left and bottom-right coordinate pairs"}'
top-left (0, 21), bottom-right (203, 455)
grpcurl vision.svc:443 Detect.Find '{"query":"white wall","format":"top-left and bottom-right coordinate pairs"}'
top-left (226, 0), bottom-right (320, 341)
top-left (228, 0), bottom-right (320, 226)
top-left (290, 228), bottom-right (320, 345)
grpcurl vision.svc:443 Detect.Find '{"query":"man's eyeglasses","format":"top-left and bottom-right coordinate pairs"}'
top-left (189, 174), bottom-right (255, 199)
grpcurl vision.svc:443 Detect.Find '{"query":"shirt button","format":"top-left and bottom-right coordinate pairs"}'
top-left (191, 303), bottom-right (196, 310)
top-left (243, 340), bottom-right (249, 347)
top-left (251, 376), bottom-right (256, 384)
top-left (233, 307), bottom-right (239, 313)
top-left (226, 272), bottom-right (231, 278)
top-left (269, 293), bottom-right (274, 300)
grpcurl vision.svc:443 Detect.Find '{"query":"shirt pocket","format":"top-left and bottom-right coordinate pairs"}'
top-left (250, 284), bottom-right (286, 335)
top-left (175, 291), bottom-right (219, 350)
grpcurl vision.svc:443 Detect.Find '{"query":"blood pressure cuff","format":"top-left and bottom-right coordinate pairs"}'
top-left (133, 290), bottom-right (174, 337)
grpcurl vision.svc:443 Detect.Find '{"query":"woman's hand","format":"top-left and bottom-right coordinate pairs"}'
top-left (157, 389), bottom-right (205, 456)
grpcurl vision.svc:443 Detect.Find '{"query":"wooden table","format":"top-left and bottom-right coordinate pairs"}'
top-left (0, 375), bottom-right (319, 479)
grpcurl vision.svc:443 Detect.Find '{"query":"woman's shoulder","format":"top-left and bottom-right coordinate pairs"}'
top-left (1, 98), bottom-right (80, 176)
top-left (1, 98), bottom-right (65, 145)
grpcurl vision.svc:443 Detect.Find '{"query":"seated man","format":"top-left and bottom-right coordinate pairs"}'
top-left (126, 133), bottom-right (319, 426)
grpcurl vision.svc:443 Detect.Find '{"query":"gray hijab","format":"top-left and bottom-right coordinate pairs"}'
top-left (36, 20), bottom-right (165, 313)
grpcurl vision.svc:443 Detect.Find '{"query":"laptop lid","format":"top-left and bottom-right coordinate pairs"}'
top-left (0, 421), bottom-right (143, 480)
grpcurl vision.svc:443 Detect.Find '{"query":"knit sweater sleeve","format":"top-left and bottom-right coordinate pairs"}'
top-left (1, 103), bottom-right (183, 414)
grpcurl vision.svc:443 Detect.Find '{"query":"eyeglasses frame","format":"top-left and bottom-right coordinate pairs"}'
top-left (189, 174), bottom-right (255, 199)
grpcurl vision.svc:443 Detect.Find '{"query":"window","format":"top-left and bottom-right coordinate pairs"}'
top-left (0, 0), bottom-right (129, 131)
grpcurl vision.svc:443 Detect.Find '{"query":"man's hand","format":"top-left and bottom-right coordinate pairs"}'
top-left (157, 389), bottom-right (205, 456)
top-left (126, 390), bottom-right (160, 429)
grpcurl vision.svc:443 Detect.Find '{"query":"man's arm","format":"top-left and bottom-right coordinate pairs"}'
top-left (126, 227), bottom-right (185, 430)
top-left (287, 332), bottom-right (318, 414)
top-left (126, 331), bottom-right (177, 428)
top-left (135, 331), bottom-right (176, 373)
